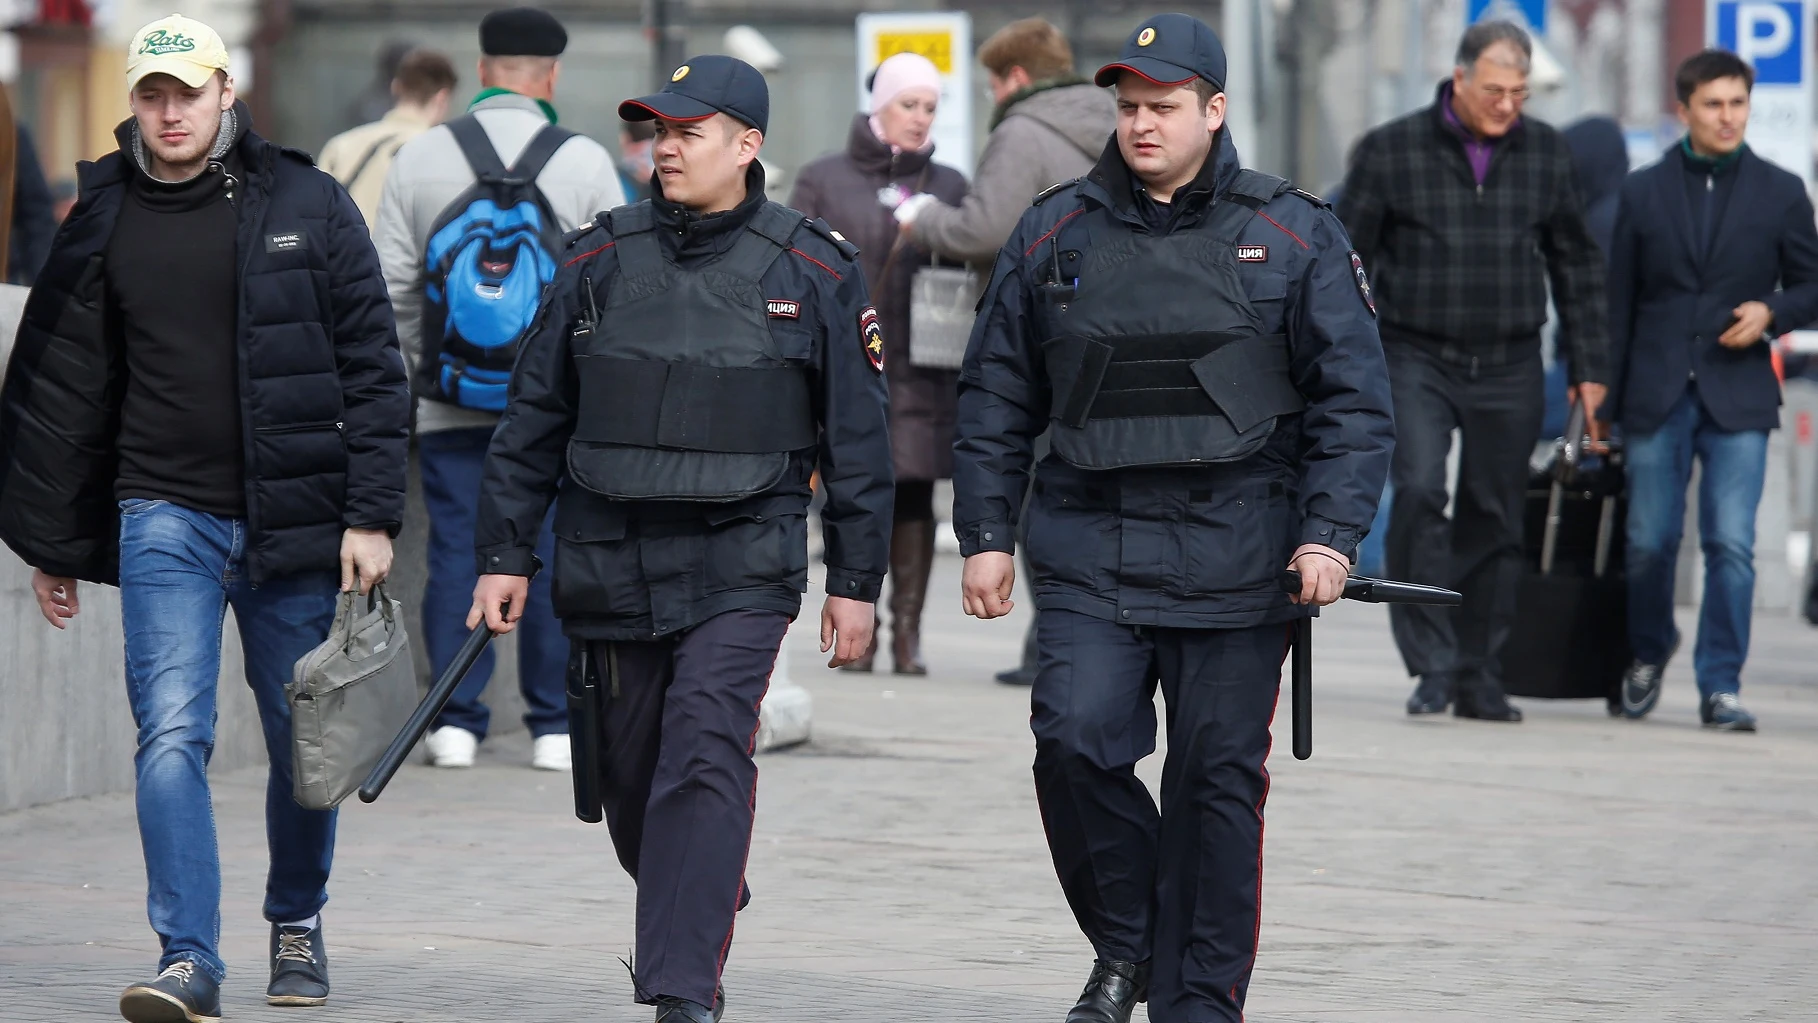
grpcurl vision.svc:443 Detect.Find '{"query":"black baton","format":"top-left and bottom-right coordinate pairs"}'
top-left (566, 643), bottom-right (605, 823)
top-left (358, 612), bottom-right (499, 803)
top-left (1279, 571), bottom-right (1461, 761)
top-left (1291, 616), bottom-right (1313, 761)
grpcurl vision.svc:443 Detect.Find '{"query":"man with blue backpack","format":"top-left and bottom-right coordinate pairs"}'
top-left (375, 6), bottom-right (625, 772)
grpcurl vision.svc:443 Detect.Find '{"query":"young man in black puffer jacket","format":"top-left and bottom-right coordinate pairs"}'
top-left (0, 16), bottom-right (408, 1023)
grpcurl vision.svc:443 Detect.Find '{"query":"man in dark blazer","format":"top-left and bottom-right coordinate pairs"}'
top-left (1607, 49), bottom-right (1818, 731)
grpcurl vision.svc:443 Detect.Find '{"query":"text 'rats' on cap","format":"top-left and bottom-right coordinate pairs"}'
top-left (619, 54), bottom-right (770, 134)
top-left (126, 14), bottom-right (232, 91)
top-left (480, 7), bottom-right (567, 57)
top-left (1094, 13), bottom-right (1228, 92)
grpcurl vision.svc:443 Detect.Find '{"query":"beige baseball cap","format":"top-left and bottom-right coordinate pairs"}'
top-left (126, 15), bottom-right (231, 91)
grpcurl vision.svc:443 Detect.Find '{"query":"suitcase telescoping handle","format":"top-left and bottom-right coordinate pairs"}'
top-left (358, 611), bottom-right (501, 803)
top-left (1278, 571), bottom-right (1462, 761)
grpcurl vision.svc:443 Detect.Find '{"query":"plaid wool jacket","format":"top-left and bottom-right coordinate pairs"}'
top-left (1337, 87), bottom-right (1610, 385)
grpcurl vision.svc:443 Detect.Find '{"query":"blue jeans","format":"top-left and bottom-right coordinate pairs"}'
top-left (1625, 389), bottom-right (1768, 698)
top-left (119, 499), bottom-right (340, 983)
top-left (419, 428), bottom-right (568, 739)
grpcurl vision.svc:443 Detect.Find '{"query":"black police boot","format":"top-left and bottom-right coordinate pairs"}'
top-left (1405, 673), bottom-right (1454, 715)
top-left (890, 518), bottom-right (934, 676)
top-left (1065, 959), bottom-right (1148, 1023)
top-left (1454, 675), bottom-right (1522, 722)
top-left (267, 920), bottom-right (330, 1006)
top-left (655, 996), bottom-right (715, 1023)
top-left (119, 960), bottom-right (222, 1023)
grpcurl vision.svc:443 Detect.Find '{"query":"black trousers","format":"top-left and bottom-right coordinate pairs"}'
top-left (1384, 341), bottom-right (1543, 683)
top-left (1031, 609), bottom-right (1286, 1023)
top-left (584, 609), bottom-right (790, 1007)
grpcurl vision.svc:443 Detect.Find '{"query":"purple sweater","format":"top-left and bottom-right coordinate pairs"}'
top-left (1440, 82), bottom-right (1513, 185)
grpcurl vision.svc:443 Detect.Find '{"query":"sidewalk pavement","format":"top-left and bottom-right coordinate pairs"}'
top-left (4, 553), bottom-right (1817, 1022)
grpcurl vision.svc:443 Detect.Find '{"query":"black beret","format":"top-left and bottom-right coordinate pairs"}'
top-left (480, 7), bottom-right (567, 58)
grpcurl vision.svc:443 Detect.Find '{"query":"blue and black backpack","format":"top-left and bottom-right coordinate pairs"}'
top-left (422, 114), bottom-right (577, 411)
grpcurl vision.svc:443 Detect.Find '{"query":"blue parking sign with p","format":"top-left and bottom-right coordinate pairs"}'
top-left (1715, 1), bottom-right (1805, 84)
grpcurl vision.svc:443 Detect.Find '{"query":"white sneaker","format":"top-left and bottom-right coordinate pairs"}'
top-left (532, 734), bottom-right (572, 772)
top-left (425, 726), bottom-right (478, 768)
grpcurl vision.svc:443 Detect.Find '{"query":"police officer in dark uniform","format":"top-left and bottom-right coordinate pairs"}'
top-left (954, 15), bottom-right (1394, 1023)
top-left (469, 56), bottom-right (892, 1023)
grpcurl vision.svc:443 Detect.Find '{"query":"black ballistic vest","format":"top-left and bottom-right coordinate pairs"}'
top-left (566, 201), bottom-right (817, 501)
top-left (1040, 170), bottom-right (1306, 471)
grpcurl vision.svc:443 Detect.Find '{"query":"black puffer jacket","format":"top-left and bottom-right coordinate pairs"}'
top-left (0, 103), bottom-right (409, 585)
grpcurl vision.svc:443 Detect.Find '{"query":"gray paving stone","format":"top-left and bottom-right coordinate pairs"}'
top-left (3, 553), bottom-right (1816, 1021)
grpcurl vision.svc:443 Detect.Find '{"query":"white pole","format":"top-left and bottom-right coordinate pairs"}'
top-left (1224, 0), bottom-right (1258, 167)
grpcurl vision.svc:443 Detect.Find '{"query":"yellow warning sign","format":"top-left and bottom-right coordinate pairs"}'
top-left (875, 31), bottom-right (954, 74)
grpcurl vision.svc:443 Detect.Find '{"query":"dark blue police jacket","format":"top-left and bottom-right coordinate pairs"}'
top-left (953, 135), bottom-right (1395, 629)
top-left (474, 169), bottom-right (894, 641)
top-left (1609, 144), bottom-right (1818, 435)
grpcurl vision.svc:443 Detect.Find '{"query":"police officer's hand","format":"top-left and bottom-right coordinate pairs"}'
top-left (1288, 545), bottom-right (1350, 606)
top-left (467, 574), bottom-right (529, 634)
top-left (821, 596), bottom-right (876, 668)
top-left (961, 552), bottom-right (1016, 619)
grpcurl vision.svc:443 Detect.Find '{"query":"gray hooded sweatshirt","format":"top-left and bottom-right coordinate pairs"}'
top-left (911, 81), bottom-right (1115, 266)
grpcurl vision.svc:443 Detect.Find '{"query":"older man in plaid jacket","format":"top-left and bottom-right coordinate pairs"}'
top-left (1338, 19), bottom-right (1610, 723)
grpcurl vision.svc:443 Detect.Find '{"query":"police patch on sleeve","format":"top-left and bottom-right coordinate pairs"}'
top-left (1349, 250), bottom-right (1376, 318)
top-left (860, 306), bottom-right (885, 373)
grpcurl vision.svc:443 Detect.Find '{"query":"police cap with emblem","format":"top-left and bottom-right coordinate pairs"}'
top-left (1093, 13), bottom-right (1227, 91)
top-left (619, 55), bottom-right (769, 134)
top-left (480, 6), bottom-right (567, 57)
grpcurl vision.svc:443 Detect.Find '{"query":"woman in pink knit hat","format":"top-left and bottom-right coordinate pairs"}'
top-left (789, 51), bottom-right (969, 675)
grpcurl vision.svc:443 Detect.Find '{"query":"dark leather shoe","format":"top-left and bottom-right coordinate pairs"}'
top-left (995, 667), bottom-right (1036, 686)
top-left (655, 996), bottom-right (715, 1023)
top-left (1454, 679), bottom-right (1523, 722)
top-left (267, 920), bottom-right (330, 1006)
top-left (120, 960), bottom-right (221, 1022)
top-left (1066, 959), bottom-right (1148, 1023)
top-left (1406, 674), bottom-right (1453, 715)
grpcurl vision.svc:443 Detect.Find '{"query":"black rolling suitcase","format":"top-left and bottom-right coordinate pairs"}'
top-left (1499, 405), bottom-right (1630, 711)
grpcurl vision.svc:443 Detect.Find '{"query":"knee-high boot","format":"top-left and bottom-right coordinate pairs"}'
top-left (890, 518), bottom-right (934, 676)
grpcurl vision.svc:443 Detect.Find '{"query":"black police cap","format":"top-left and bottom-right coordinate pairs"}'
top-left (1094, 13), bottom-right (1227, 91)
top-left (619, 55), bottom-right (769, 134)
top-left (480, 7), bottom-right (567, 58)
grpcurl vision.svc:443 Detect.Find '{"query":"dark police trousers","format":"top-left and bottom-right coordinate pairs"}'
top-left (581, 609), bottom-right (790, 1007)
top-left (1032, 609), bottom-right (1285, 1023)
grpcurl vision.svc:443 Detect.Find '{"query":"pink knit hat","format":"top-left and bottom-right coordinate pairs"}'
top-left (869, 51), bottom-right (943, 114)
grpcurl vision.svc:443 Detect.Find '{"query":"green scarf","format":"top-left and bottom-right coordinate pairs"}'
top-left (1679, 135), bottom-right (1745, 172)
top-left (989, 75), bottom-right (1090, 130)
top-left (470, 87), bottom-right (558, 124)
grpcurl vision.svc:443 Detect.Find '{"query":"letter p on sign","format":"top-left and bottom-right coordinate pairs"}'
top-left (1715, 1), bottom-right (1804, 83)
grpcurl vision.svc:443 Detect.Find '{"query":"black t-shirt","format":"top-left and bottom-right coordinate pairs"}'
top-left (107, 158), bottom-right (245, 516)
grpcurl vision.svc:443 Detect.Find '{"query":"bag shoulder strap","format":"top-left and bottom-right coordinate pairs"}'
top-left (445, 115), bottom-right (508, 180)
top-left (339, 130), bottom-right (405, 191)
top-left (506, 123), bottom-right (579, 183)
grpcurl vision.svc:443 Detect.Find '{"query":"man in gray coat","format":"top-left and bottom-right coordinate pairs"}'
top-left (903, 18), bottom-right (1114, 266)
top-left (900, 17), bottom-right (1114, 686)
top-left (374, 6), bottom-right (624, 772)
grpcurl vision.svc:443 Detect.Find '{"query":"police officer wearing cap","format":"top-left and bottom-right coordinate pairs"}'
top-left (469, 56), bottom-right (891, 1023)
top-left (954, 14), bottom-right (1394, 1023)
